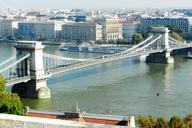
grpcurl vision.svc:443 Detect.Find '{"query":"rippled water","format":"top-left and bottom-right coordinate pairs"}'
top-left (1, 44), bottom-right (192, 118)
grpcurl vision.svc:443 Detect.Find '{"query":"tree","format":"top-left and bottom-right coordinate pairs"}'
top-left (166, 25), bottom-right (183, 34)
top-left (108, 39), bottom-right (116, 44)
top-left (0, 92), bottom-right (24, 115)
top-left (154, 118), bottom-right (169, 128)
top-left (0, 75), bottom-right (6, 92)
top-left (132, 33), bottom-right (143, 44)
top-left (137, 115), bottom-right (156, 128)
top-left (141, 27), bottom-right (152, 39)
top-left (169, 116), bottom-right (185, 128)
top-left (170, 32), bottom-right (184, 42)
top-left (116, 39), bottom-right (128, 45)
top-left (184, 113), bottom-right (192, 128)
top-left (96, 39), bottom-right (103, 44)
top-left (0, 75), bottom-right (24, 115)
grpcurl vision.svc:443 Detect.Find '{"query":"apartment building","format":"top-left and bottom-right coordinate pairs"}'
top-left (62, 22), bottom-right (102, 42)
top-left (95, 17), bottom-right (122, 41)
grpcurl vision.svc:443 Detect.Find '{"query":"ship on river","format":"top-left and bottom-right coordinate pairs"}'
top-left (60, 43), bottom-right (127, 54)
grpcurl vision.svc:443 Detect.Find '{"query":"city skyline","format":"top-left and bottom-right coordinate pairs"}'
top-left (0, 0), bottom-right (192, 9)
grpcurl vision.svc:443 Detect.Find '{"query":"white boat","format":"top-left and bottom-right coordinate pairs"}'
top-left (187, 52), bottom-right (192, 58)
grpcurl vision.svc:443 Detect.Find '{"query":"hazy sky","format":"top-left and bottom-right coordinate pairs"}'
top-left (0, 0), bottom-right (192, 9)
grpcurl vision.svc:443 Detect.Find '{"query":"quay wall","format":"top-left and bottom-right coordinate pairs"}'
top-left (0, 114), bottom-right (128, 128)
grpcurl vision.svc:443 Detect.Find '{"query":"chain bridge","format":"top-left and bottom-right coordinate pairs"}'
top-left (0, 27), bottom-right (192, 98)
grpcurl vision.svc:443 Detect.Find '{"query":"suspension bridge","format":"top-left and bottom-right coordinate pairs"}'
top-left (0, 27), bottom-right (192, 98)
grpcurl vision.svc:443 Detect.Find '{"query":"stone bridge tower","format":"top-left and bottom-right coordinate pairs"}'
top-left (12, 41), bottom-right (51, 99)
top-left (146, 27), bottom-right (174, 64)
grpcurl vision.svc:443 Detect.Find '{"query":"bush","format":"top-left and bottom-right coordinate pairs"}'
top-left (137, 115), bottom-right (156, 128)
top-left (169, 116), bottom-right (185, 128)
top-left (0, 75), bottom-right (24, 115)
top-left (0, 75), bottom-right (6, 92)
top-left (132, 33), bottom-right (143, 44)
top-left (137, 115), bottom-right (192, 128)
top-left (154, 118), bottom-right (169, 128)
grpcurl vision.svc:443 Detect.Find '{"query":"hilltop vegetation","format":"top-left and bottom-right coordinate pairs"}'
top-left (0, 75), bottom-right (24, 115)
top-left (137, 114), bottom-right (192, 128)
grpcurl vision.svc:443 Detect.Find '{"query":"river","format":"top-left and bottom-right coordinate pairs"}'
top-left (1, 43), bottom-right (192, 118)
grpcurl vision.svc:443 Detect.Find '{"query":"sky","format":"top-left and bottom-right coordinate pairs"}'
top-left (0, 0), bottom-right (192, 9)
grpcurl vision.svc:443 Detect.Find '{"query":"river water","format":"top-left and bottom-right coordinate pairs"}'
top-left (1, 44), bottom-right (192, 118)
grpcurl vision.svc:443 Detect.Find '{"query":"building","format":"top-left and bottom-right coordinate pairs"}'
top-left (95, 17), bottom-right (122, 41)
top-left (68, 15), bottom-right (92, 22)
top-left (140, 18), bottom-right (190, 33)
top-left (0, 20), bottom-right (18, 39)
top-left (62, 22), bottom-right (102, 42)
top-left (122, 21), bottom-right (140, 42)
top-left (18, 21), bottom-right (60, 41)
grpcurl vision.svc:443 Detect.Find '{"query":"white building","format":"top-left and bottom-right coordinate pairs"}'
top-left (18, 21), bottom-right (65, 41)
top-left (95, 17), bottom-right (122, 41)
top-left (0, 20), bottom-right (18, 39)
top-left (122, 21), bottom-right (140, 42)
top-left (62, 22), bottom-right (102, 42)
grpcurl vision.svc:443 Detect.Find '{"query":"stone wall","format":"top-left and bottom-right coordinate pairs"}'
top-left (0, 114), bottom-right (128, 128)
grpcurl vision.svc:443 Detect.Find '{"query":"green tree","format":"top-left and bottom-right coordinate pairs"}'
top-left (170, 32), bottom-right (184, 42)
top-left (96, 39), bottom-right (103, 44)
top-left (169, 116), bottom-right (185, 128)
top-left (154, 118), bottom-right (169, 128)
top-left (132, 33), bottom-right (143, 44)
top-left (116, 39), bottom-right (128, 45)
top-left (137, 115), bottom-right (156, 128)
top-left (108, 40), bottom-right (116, 44)
top-left (0, 92), bottom-right (24, 115)
top-left (184, 113), bottom-right (192, 128)
top-left (0, 75), bottom-right (24, 115)
top-left (0, 75), bottom-right (6, 92)
top-left (166, 25), bottom-right (183, 34)
top-left (141, 27), bottom-right (152, 39)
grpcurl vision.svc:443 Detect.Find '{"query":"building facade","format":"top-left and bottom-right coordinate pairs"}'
top-left (95, 18), bottom-right (122, 41)
top-left (18, 21), bottom-right (56, 41)
top-left (140, 18), bottom-right (190, 33)
top-left (0, 20), bottom-right (18, 39)
top-left (62, 22), bottom-right (102, 42)
top-left (122, 21), bottom-right (140, 42)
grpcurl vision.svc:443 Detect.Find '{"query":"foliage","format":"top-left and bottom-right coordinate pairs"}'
top-left (0, 75), bottom-right (24, 115)
top-left (116, 39), bottom-right (128, 45)
top-left (169, 116), bottom-right (185, 128)
top-left (95, 39), bottom-right (103, 44)
top-left (140, 27), bottom-right (152, 39)
top-left (184, 113), bottom-right (192, 128)
top-left (154, 118), bottom-right (169, 128)
top-left (0, 92), bottom-right (24, 115)
top-left (166, 25), bottom-right (184, 34)
top-left (137, 115), bottom-right (156, 128)
top-left (137, 114), bottom-right (192, 128)
top-left (108, 40), bottom-right (116, 44)
top-left (166, 25), bottom-right (192, 42)
top-left (132, 33), bottom-right (143, 44)
top-left (170, 32), bottom-right (184, 42)
top-left (0, 75), bottom-right (6, 92)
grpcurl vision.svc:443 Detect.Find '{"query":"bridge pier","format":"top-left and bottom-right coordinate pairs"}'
top-left (145, 49), bottom-right (174, 64)
top-left (145, 27), bottom-right (174, 64)
top-left (12, 41), bottom-right (51, 99)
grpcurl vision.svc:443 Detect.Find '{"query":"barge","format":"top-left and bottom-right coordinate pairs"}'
top-left (60, 44), bottom-right (127, 54)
